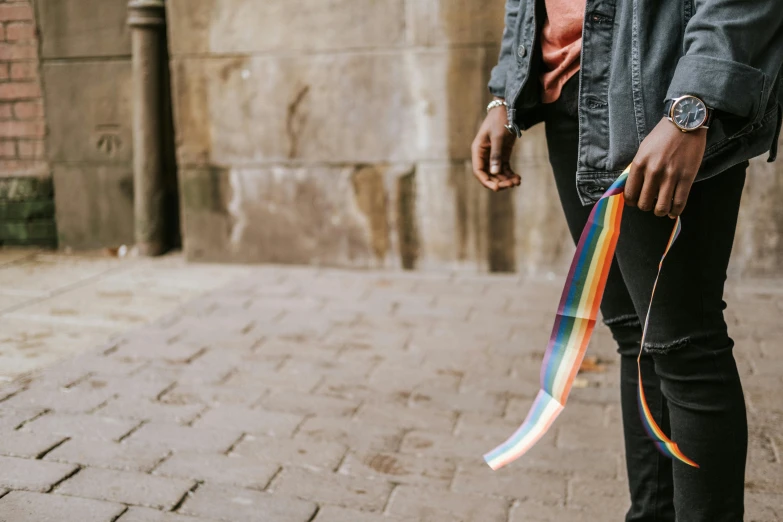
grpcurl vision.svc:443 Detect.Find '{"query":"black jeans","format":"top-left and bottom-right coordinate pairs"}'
top-left (544, 77), bottom-right (748, 522)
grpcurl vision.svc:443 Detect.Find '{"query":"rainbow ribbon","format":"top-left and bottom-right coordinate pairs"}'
top-left (484, 166), bottom-right (699, 471)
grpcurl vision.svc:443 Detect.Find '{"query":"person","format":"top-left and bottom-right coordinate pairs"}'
top-left (471, 1), bottom-right (783, 521)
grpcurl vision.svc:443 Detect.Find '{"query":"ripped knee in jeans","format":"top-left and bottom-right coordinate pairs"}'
top-left (603, 313), bottom-right (641, 328)
top-left (643, 336), bottom-right (691, 355)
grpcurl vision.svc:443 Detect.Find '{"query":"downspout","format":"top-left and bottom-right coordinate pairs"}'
top-left (128, 0), bottom-right (166, 256)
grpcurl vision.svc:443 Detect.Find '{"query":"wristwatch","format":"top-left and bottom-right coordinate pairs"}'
top-left (664, 95), bottom-right (713, 132)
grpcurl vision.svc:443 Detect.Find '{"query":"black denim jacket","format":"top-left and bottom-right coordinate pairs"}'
top-left (490, 0), bottom-right (783, 204)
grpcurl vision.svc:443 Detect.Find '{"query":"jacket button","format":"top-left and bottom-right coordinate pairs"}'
top-left (517, 44), bottom-right (527, 58)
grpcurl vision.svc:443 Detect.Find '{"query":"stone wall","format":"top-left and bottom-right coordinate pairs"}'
top-left (166, 0), bottom-right (783, 276)
top-left (0, 0), bottom-right (54, 246)
top-left (34, 0), bottom-right (135, 250)
top-left (166, 0), bottom-right (575, 274)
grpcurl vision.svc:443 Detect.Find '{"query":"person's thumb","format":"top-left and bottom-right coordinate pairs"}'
top-left (489, 132), bottom-right (505, 175)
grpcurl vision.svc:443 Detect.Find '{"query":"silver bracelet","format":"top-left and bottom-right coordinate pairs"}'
top-left (486, 99), bottom-right (508, 114)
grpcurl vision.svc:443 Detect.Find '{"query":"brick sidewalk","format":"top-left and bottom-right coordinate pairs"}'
top-left (0, 266), bottom-right (780, 521)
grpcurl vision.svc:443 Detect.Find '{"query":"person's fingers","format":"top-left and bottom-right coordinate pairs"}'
top-left (471, 136), bottom-right (498, 191)
top-left (489, 132), bottom-right (505, 175)
top-left (500, 165), bottom-right (521, 188)
top-left (624, 161), bottom-right (645, 207)
top-left (669, 175), bottom-right (694, 218)
top-left (636, 165), bottom-right (663, 212)
top-left (494, 171), bottom-right (515, 189)
top-left (654, 169), bottom-right (677, 217)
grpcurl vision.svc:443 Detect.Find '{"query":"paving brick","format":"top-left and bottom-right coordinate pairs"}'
top-left (159, 383), bottom-right (263, 407)
top-left (271, 467), bottom-right (393, 512)
top-left (316, 376), bottom-right (388, 403)
top-left (745, 491), bottom-right (783, 522)
top-left (280, 355), bottom-right (378, 383)
top-left (43, 438), bottom-right (170, 473)
top-left (313, 506), bottom-right (405, 522)
top-left (386, 485), bottom-right (510, 522)
top-left (231, 433), bottom-right (346, 470)
top-left (460, 374), bottom-right (540, 399)
top-left (451, 461), bottom-right (567, 503)
top-left (118, 507), bottom-right (222, 522)
top-left (0, 406), bottom-right (45, 431)
top-left (95, 396), bottom-right (204, 425)
top-left (509, 500), bottom-right (600, 522)
top-left (223, 366), bottom-right (322, 393)
top-left (338, 451), bottom-right (455, 487)
top-left (0, 455), bottom-right (77, 492)
top-left (56, 467), bottom-right (194, 510)
top-left (259, 389), bottom-right (359, 417)
top-left (0, 429), bottom-right (65, 458)
top-left (22, 413), bottom-right (138, 441)
top-left (407, 386), bottom-right (507, 416)
top-left (109, 338), bottom-right (207, 364)
top-left (153, 451), bottom-right (279, 490)
top-left (2, 385), bottom-right (115, 413)
top-left (48, 353), bottom-right (147, 379)
top-left (555, 420), bottom-right (624, 451)
top-left (125, 422), bottom-right (241, 453)
top-left (194, 405), bottom-right (303, 437)
top-left (354, 403), bottom-right (456, 432)
top-left (567, 478), bottom-right (629, 513)
top-left (324, 325), bottom-right (410, 353)
top-left (495, 444), bottom-right (621, 479)
top-left (0, 490), bottom-right (126, 522)
top-left (399, 429), bottom-right (507, 462)
top-left (71, 372), bottom-right (177, 401)
top-left (179, 483), bottom-right (317, 522)
top-left (367, 363), bottom-right (462, 394)
top-left (295, 415), bottom-right (403, 453)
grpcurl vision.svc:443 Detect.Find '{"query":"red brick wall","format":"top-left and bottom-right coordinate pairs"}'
top-left (0, 0), bottom-right (45, 177)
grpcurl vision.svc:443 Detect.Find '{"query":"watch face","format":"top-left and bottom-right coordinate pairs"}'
top-left (671, 96), bottom-right (707, 130)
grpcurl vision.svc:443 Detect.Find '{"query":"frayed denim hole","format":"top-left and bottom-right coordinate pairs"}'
top-left (642, 336), bottom-right (691, 355)
top-left (603, 313), bottom-right (641, 328)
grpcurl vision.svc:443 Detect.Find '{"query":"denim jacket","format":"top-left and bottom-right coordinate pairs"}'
top-left (490, 0), bottom-right (783, 204)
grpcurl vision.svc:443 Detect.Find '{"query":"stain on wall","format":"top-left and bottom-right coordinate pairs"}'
top-left (351, 166), bottom-right (390, 262)
top-left (396, 168), bottom-right (419, 270)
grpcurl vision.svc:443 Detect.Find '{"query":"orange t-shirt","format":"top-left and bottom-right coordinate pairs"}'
top-left (540, 0), bottom-right (586, 103)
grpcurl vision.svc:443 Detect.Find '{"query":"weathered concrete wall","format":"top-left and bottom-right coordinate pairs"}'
top-left (167, 0), bottom-right (783, 276)
top-left (35, 0), bottom-right (134, 250)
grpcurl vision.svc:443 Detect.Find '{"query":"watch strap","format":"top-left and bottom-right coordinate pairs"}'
top-left (664, 98), bottom-right (674, 120)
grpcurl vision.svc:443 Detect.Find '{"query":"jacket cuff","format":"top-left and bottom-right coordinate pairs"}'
top-left (666, 55), bottom-right (767, 121)
top-left (488, 65), bottom-right (507, 98)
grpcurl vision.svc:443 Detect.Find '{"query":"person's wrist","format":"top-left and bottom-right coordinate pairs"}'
top-left (486, 99), bottom-right (508, 115)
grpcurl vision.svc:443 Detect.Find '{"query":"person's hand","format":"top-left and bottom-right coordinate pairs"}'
top-left (471, 99), bottom-right (520, 191)
top-left (624, 118), bottom-right (707, 218)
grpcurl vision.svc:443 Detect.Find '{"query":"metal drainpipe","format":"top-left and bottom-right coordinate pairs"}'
top-left (127, 0), bottom-right (166, 256)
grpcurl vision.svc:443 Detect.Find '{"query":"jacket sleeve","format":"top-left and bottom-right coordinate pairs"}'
top-left (665, 0), bottom-right (783, 122)
top-left (488, 0), bottom-right (521, 98)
